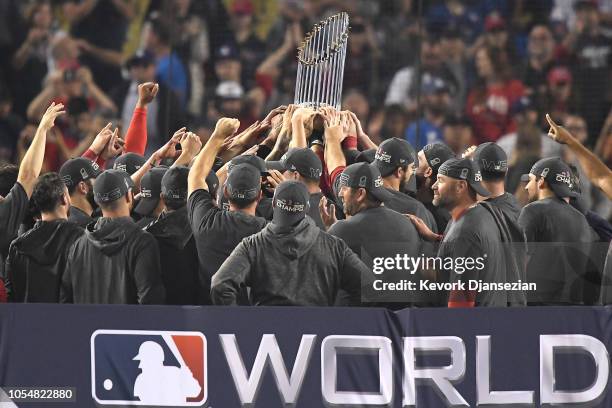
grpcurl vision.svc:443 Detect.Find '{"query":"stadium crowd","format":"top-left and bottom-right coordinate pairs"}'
top-left (0, 0), bottom-right (611, 307)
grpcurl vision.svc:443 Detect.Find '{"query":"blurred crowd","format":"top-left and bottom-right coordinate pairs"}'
top-left (0, 0), bottom-right (611, 221)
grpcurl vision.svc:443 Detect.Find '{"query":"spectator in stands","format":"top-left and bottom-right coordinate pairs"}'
top-left (545, 66), bottom-right (575, 126)
top-left (187, 118), bottom-right (266, 303)
top-left (443, 114), bottom-right (474, 156)
top-left (5, 173), bottom-right (83, 303)
top-left (0, 89), bottom-right (24, 163)
top-left (343, 16), bottom-right (379, 98)
top-left (229, 0), bottom-right (265, 91)
top-left (61, 169), bottom-right (165, 304)
top-left (145, 18), bottom-right (188, 107)
top-left (439, 25), bottom-right (469, 113)
top-left (565, 0), bottom-right (612, 145)
top-left (212, 180), bottom-right (371, 306)
top-left (65, 0), bottom-right (134, 91)
top-left (0, 102), bottom-right (65, 302)
top-left (426, 0), bottom-right (482, 43)
top-left (521, 25), bottom-right (556, 112)
top-left (145, 166), bottom-right (201, 305)
top-left (466, 46), bottom-right (525, 143)
top-left (519, 157), bottom-right (593, 305)
top-left (11, 0), bottom-right (55, 118)
top-left (479, 14), bottom-right (517, 60)
top-left (406, 75), bottom-right (452, 148)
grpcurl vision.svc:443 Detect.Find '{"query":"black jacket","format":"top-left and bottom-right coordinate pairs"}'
top-left (145, 207), bottom-right (201, 305)
top-left (211, 217), bottom-right (371, 306)
top-left (5, 219), bottom-right (83, 302)
top-left (68, 206), bottom-right (94, 228)
top-left (61, 217), bottom-right (165, 304)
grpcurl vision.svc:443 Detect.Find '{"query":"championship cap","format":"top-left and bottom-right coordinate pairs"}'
top-left (134, 166), bottom-right (168, 216)
top-left (266, 148), bottom-right (323, 181)
top-left (473, 142), bottom-right (508, 173)
top-left (114, 153), bottom-right (146, 175)
top-left (272, 180), bottom-right (310, 227)
top-left (438, 158), bottom-right (490, 197)
top-left (93, 169), bottom-right (135, 204)
top-left (226, 163), bottom-right (261, 201)
top-left (337, 163), bottom-right (392, 202)
top-left (373, 138), bottom-right (416, 177)
top-left (520, 157), bottom-right (579, 198)
top-left (59, 157), bottom-right (101, 188)
top-left (422, 142), bottom-right (455, 175)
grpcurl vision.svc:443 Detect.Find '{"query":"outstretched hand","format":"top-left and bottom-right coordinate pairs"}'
top-left (137, 82), bottom-right (159, 107)
top-left (546, 113), bottom-right (576, 145)
top-left (319, 196), bottom-right (337, 230)
top-left (212, 117), bottom-right (240, 142)
top-left (39, 102), bottom-right (65, 131)
top-left (100, 127), bottom-right (125, 160)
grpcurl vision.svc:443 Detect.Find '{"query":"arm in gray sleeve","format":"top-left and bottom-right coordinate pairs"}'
top-left (339, 244), bottom-right (373, 306)
top-left (211, 242), bottom-right (252, 306)
top-left (133, 233), bottom-right (166, 305)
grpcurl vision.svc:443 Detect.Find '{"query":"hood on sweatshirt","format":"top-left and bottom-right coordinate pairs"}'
top-left (11, 220), bottom-right (83, 265)
top-left (145, 207), bottom-right (193, 250)
top-left (86, 217), bottom-right (139, 256)
top-left (265, 216), bottom-right (320, 259)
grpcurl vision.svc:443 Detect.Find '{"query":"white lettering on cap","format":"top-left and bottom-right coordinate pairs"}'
top-left (374, 176), bottom-right (384, 188)
top-left (276, 199), bottom-right (305, 212)
top-left (474, 171), bottom-right (482, 182)
top-left (375, 149), bottom-right (392, 163)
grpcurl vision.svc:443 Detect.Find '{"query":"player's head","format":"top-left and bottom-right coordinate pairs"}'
top-left (93, 169), bottom-right (135, 217)
top-left (433, 158), bottom-right (490, 210)
top-left (373, 138), bottom-right (416, 192)
top-left (337, 163), bottom-right (391, 216)
top-left (0, 164), bottom-right (18, 197)
top-left (32, 172), bottom-right (71, 219)
top-left (522, 157), bottom-right (578, 203)
top-left (417, 143), bottom-right (454, 193)
top-left (59, 157), bottom-right (101, 208)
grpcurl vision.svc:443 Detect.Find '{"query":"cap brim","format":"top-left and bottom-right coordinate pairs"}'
top-left (520, 174), bottom-right (530, 182)
top-left (266, 161), bottom-right (287, 172)
top-left (468, 180), bottom-right (491, 197)
top-left (550, 183), bottom-right (580, 199)
top-left (134, 197), bottom-right (159, 216)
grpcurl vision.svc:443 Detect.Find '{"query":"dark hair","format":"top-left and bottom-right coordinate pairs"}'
top-left (0, 165), bottom-right (18, 197)
top-left (162, 196), bottom-right (186, 211)
top-left (349, 187), bottom-right (383, 209)
top-left (99, 198), bottom-right (123, 212)
top-left (32, 173), bottom-right (66, 213)
top-left (67, 97), bottom-right (89, 117)
top-left (481, 170), bottom-right (506, 182)
top-left (229, 196), bottom-right (258, 209)
top-left (151, 18), bottom-right (172, 46)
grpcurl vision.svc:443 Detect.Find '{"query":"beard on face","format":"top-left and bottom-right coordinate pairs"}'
top-left (85, 180), bottom-right (98, 210)
top-left (432, 188), bottom-right (455, 209)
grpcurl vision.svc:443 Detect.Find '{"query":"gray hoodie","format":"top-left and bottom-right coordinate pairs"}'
top-left (211, 217), bottom-right (371, 306)
top-left (61, 217), bottom-right (165, 304)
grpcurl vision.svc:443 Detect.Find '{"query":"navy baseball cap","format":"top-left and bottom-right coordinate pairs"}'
top-left (438, 158), bottom-right (490, 197)
top-left (521, 157), bottom-right (579, 199)
top-left (272, 180), bottom-right (310, 227)
top-left (422, 142), bottom-right (455, 175)
top-left (266, 148), bottom-right (323, 181)
top-left (229, 155), bottom-right (267, 175)
top-left (226, 163), bottom-right (261, 201)
top-left (161, 166), bottom-right (189, 201)
top-left (134, 166), bottom-right (168, 216)
top-left (373, 138), bottom-right (416, 177)
top-left (473, 142), bottom-right (508, 173)
top-left (114, 153), bottom-right (146, 175)
top-left (93, 169), bottom-right (135, 204)
top-left (337, 163), bottom-right (392, 202)
top-left (216, 43), bottom-right (240, 61)
top-left (59, 157), bottom-right (101, 188)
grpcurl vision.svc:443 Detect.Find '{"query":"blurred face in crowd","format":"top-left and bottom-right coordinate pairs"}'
top-left (33, 3), bottom-right (52, 29)
top-left (564, 115), bottom-right (588, 144)
top-left (51, 36), bottom-right (80, 64)
top-left (432, 174), bottom-right (460, 209)
top-left (383, 112), bottom-right (408, 139)
top-left (421, 40), bottom-right (441, 69)
top-left (215, 59), bottom-right (242, 82)
top-left (443, 123), bottom-right (472, 154)
top-left (64, 76), bottom-right (83, 98)
top-left (175, 0), bottom-right (191, 16)
top-left (424, 90), bottom-right (451, 116)
top-left (475, 47), bottom-right (494, 79)
top-left (342, 91), bottom-right (369, 120)
top-left (131, 63), bottom-right (156, 84)
top-left (549, 79), bottom-right (572, 102)
top-left (528, 25), bottom-right (554, 61)
top-left (576, 6), bottom-right (600, 29)
top-left (440, 35), bottom-right (465, 59)
top-left (231, 12), bottom-right (254, 32)
top-left (485, 27), bottom-right (508, 49)
top-left (74, 112), bottom-right (93, 138)
top-left (219, 98), bottom-right (242, 117)
top-left (349, 22), bottom-right (367, 53)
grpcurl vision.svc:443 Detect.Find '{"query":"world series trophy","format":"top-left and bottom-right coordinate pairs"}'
top-left (294, 12), bottom-right (350, 110)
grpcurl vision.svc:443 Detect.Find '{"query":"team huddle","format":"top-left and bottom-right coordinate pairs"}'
top-left (1, 82), bottom-right (610, 308)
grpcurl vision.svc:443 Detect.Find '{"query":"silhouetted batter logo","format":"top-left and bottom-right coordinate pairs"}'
top-left (91, 330), bottom-right (207, 406)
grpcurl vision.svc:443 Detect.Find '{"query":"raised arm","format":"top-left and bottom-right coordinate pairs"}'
top-left (124, 82), bottom-right (158, 155)
top-left (18, 103), bottom-right (65, 197)
top-left (321, 108), bottom-right (347, 174)
top-left (188, 117), bottom-right (239, 197)
top-left (546, 114), bottom-right (612, 199)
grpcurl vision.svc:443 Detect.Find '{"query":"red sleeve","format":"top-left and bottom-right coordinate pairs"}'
top-left (0, 281), bottom-right (7, 303)
top-left (255, 72), bottom-right (275, 98)
top-left (124, 107), bottom-right (147, 155)
top-left (448, 290), bottom-right (476, 308)
top-left (341, 135), bottom-right (357, 150)
top-left (82, 149), bottom-right (106, 170)
top-left (329, 166), bottom-right (346, 189)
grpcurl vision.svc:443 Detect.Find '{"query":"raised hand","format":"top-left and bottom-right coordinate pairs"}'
top-left (39, 102), bottom-right (65, 131)
top-left (101, 128), bottom-right (124, 160)
top-left (212, 117), bottom-right (240, 141)
top-left (266, 169), bottom-right (286, 189)
top-left (181, 132), bottom-right (203, 156)
top-left (137, 82), bottom-right (159, 108)
top-left (260, 105), bottom-right (287, 130)
top-left (319, 196), bottom-right (337, 230)
top-left (546, 113), bottom-right (575, 145)
top-left (89, 122), bottom-right (114, 155)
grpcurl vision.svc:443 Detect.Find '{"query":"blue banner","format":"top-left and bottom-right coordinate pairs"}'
top-left (1, 304), bottom-right (612, 407)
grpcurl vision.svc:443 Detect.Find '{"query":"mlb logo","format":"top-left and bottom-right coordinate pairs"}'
top-left (91, 330), bottom-right (207, 406)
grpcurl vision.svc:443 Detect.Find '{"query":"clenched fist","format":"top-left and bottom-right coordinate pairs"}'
top-left (137, 82), bottom-right (159, 107)
top-left (212, 117), bottom-right (240, 140)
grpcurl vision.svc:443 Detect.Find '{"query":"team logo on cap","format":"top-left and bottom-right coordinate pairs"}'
top-left (91, 329), bottom-right (206, 406)
top-left (62, 175), bottom-right (73, 186)
top-left (375, 149), bottom-right (391, 163)
top-left (556, 171), bottom-right (572, 186)
top-left (276, 199), bottom-right (305, 212)
top-left (374, 175), bottom-right (384, 188)
top-left (460, 168), bottom-right (469, 180)
top-left (540, 168), bottom-right (550, 178)
top-left (92, 162), bottom-right (100, 171)
top-left (338, 172), bottom-right (350, 188)
top-left (309, 168), bottom-right (322, 178)
top-left (116, 163), bottom-right (127, 172)
top-left (141, 188), bottom-right (152, 198)
top-left (430, 158), bottom-right (441, 166)
top-left (474, 171), bottom-right (482, 182)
